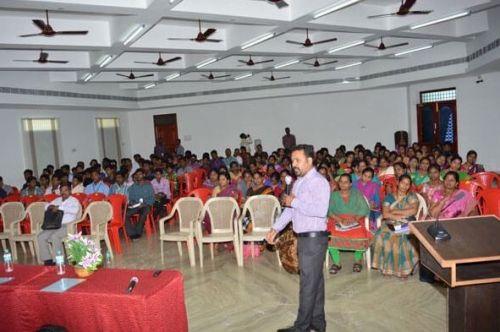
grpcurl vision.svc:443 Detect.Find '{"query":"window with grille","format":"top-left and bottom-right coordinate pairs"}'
top-left (420, 88), bottom-right (456, 103)
top-left (22, 118), bottom-right (61, 176)
top-left (96, 118), bottom-right (121, 161)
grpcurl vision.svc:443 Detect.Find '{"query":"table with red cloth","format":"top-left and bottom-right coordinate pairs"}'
top-left (0, 265), bottom-right (188, 332)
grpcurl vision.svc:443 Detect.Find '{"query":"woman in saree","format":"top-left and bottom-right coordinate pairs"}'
top-left (372, 174), bottom-right (419, 279)
top-left (212, 172), bottom-right (240, 200)
top-left (411, 157), bottom-right (430, 186)
top-left (420, 164), bottom-right (443, 205)
top-left (354, 167), bottom-right (381, 230)
top-left (246, 171), bottom-right (273, 197)
top-left (327, 174), bottom-right (371, 274)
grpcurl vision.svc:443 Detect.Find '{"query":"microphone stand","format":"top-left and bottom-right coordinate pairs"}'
top-left (427, 198), bottom-right (453, 241)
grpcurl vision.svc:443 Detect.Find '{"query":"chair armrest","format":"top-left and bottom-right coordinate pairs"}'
top-left (9, 213), bottom-right (28, 236)
top-left (65, 213), bottom-right (87, 234)
top-left (158, 206), bottom-right (177, 235)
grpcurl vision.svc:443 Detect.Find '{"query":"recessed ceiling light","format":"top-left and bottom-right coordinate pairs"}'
top-left (123, 24), bottom-right (146, 45)
top-left (394, 45), bottom-right (432, 56)
top-left (274, 59), bottom-right (299, 69)
top-left (335, 61), bottom-right (362, 70)
top-left (97, 55), bottom-right (113, 68)
top-left (196, 58), bottom-right (217, 69)
top-left (410, 11), bottom-right (470, 30)
top-left (241, 33), bottom-right (275, 50)
top-left (313, 0), bottom-right (361, 19)
top-left (234, 73), bottom-right (252, 80)
top-left (82, 73), bottom-right (93, 82)
top-left (165, 73), bottom-right (180, 81)
top-left (328, 40), bottom-right (364, 53)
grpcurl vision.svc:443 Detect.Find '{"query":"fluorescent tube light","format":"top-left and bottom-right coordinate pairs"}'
top-left (234, 73), bottom-right (252, 80)
top-left (335, 61), bottom-right (362, 70)
top-left (410, 11), bottom-right (470, 30)
top-left (241, 33), bottom-right (275, 50)
top-left (165, 73), bottom-right (180, 81)
top-left (394, 45), bottom-right (432, 56)
top-left (123, 24), bottom-right (146, 45)
top-left (328, 40), bottom-right (364, 54)
top-left (82, 73), bottom-right (93, 82)
top-left (313, 0), bottom-right (361, 19)
top-left (274, 59), bottom-right (299, 69)
top-left (98, 55), bottom-right (113, 68)
top-left (196, 58), bottom-right (217, 69)
top-left (144, 83), bottom-right (156, 89)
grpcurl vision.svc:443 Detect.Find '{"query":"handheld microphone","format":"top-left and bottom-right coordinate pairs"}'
top-left (126, 276), bottom-right (139, 294)
top-left (285, 175), bottom-right (293, 195)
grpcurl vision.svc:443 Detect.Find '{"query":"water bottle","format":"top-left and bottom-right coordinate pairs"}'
top-left (105, 251), bottom-right (112, 266)
top-left (3, 249), bottom-right (13, 272)
top-left (55, 250), bottom-right (65, 275)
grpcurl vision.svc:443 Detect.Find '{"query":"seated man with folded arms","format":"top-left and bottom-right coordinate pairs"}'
top-left (125, 169), bottom-right (155, 240)
top-left (38, 184), bottom-right (80, 266)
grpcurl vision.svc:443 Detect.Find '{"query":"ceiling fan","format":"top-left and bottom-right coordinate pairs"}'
top-left (286, 29), bottom-right (337, 47)
top-left (116, 70), bottom-right (154, 80)
top-left (368, 0), bottom-right (432, 19)
top-left (134, 53), bottom-right (182, 66)
top-left (256, 0), bottom-right (289, 8)
top-left (238, 55), bottom-right (273, 66)
top-left (304, 57), bottom-right (338, 68)
top-left (263, 72), bottom-right (290, 81)
top-left (13, 50), bottom-right (68, 64)
top-left (364, 37), bottom-right (409, 50)
top-left (168, 20), bottom-right (222, 43)
top-left (19, 10), bottom-right (88, 37)
top-left (201, 72), bottom-right (231, 80)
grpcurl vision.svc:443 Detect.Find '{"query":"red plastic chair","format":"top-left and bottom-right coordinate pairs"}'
top-left (183, 172), bottom-right (196, 196)
top-left (476, 189), bottom-right (500, 217)
top-left (187, 188), bottom-right (213, 204)
top-left (471, 172), bottom-right (500, 189)
top-left (130, 208), bottom-right (155, 239)
top-left (192, 169), bottom-right (206, 189)
top-left (72, 192), bottom-right (89, 208)
top-left (78, 193), bottom-right (105, 234)
top-left (107, 194), bottom-right (129, 254)
top-left (379, 177), bottom-right (397, 202)
top-left (459, 180), bottom-right (484, 198)
top-left (87, 192), bottom-right (106, 202)
top-left (43, 193), bottom-right (59, 203)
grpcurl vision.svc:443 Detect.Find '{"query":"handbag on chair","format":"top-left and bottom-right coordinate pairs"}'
top-left (41, 209), bottom-right (64, 230)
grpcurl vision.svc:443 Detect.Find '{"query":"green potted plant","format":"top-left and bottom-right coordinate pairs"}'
top-left (66, 232), bottom-right (103, 277)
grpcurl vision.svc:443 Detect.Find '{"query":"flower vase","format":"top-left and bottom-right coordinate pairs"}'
top-left (74, 266), bottom-right (94, 278)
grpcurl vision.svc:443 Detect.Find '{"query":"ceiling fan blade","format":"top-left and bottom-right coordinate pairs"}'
top-left (54, 31), bottom-right (89, 35)
top-left (274, 76), bottom-right (290, 80)
top-left (367, 13), bottom-right (398, 19)
top-left (363, 43), bottom-right (380, 49)
top-left (312, 37), bottom-right (338, 45)
top-left (213, 74), bottom-right (231, 79)
top-left (46, 60), bottom-right (69, 64)
top-left (402, 0), bottom-right (417, 10)
top-left (263, 77), bottom-right (272, 80)
top-left (135, 74), bottom-right (154, 78)
top-left (116, 74), bottom-right (129, 78)
top-left (253, 59), bottom-right (274, 64)
top-left (201, 74), bottom-right (210, 78)
top-left (408, 10), bottom-right (433, 15)
top-left (274, 1), bottom-right (289, 8)
top-left (383, 42), bottom-right (409, 49)
top-left (168, 37), bottom-right (194, 41)
top-left (13, 60), bottom-right (36, 62)
top-left (134, 61), bottom-right (156, 65)
top-left (203, 28), bottom-right (216, 38)
top-left (322, 60), bottom-right (338, 65)
top-left (238, 60), bottom-right (248, 64)
top-left (286, 40), bottom-right (304, 45)
top-left (165, 56), bottom-right (182, 63)
top-left (19, 33), bottom-right (44, 37)
top-left (32, 19), bottom-right (47, 31)
top-left (204, 39), bottom-right (222, 42)
top-left (303, 62), bottom-right (316, 66)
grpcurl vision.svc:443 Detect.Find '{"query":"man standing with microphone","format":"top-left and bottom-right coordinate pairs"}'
top-left (266, 144), bottom-right (330, 332)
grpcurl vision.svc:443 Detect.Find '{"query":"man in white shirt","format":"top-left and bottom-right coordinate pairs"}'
top-left (38, 184), bottom-right (81, 265)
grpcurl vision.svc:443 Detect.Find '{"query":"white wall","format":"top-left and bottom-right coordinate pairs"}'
top-left (409, 71), bottom-right (500, 171)
top-left (128, 86), bottom-right (409, 157)
top-left (0, 108), bottom-right (131, 187)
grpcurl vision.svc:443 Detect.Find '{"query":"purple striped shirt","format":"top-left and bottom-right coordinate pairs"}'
top-left (273, 167), bottom-right (330, 233)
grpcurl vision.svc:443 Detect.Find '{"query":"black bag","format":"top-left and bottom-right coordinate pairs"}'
top-left (42, 209), bottom-right (64, 230)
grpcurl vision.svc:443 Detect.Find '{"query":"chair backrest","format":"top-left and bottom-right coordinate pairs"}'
top-left (72, 193), bottom-right (89, 207)
top-left (107, 194), bottom-right (127, 227)
top-left (173, 197), bottom-right (204, 232)
top-left (21, 195), bottom-right (42, 207)
top-left (0, 202), bottom-right (25, 234)
top-left (188, 188), bottom-right (213, 204)
top-left (202, 197), bottom-right (240, 234)
top-left (459, 180), bottom-right (484, 198)
top-left (476, 189), bottom-right (500, 217)
top-left (87, 201), bottom-right (113, 238)
top-left (2, 194), bottom-right (21, 203)
top-left (471, 172), bottom-right (500, 189)
top-left (192, 169), bottom-right (206, 189)
top-left (88, 192), bottom-right (106, 202)
top-left (242, 195), bottom-right (281, 232)
top-left (26, 202), bottom-right (48, 235)
top-left (414, 193), bottom-right (428, 221)
top-left (183, 172), bottom-right (196, 195)
top-left (43, 194), bottom-right (60, 203)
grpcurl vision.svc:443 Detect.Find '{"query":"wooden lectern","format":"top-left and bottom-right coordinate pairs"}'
top-left (410, 215), bottom-right (500, 332)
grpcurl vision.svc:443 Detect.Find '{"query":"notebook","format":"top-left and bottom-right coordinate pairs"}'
top-left (41, 278), bottom-right (86, 293)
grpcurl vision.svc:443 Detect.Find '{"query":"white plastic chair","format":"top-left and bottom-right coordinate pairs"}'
top-left (195, 197), bottom-right (241, 267)
top-left (9, 202), bottom-right (47, 262)
top-left (159, 197), bottom-right (203, 267)
top-left (237, 195), bottom-right (281, 267)
top-left (415, 193), bottom-right (428, 221)
top-left (0, 202), bottom-right (25, 259)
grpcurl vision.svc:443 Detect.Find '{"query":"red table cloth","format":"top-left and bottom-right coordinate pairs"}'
top-left (0, 265), bottom-right (188, 332)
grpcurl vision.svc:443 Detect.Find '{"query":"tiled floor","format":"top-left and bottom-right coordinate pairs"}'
top-left (17, 231), bottom-right (447, 332)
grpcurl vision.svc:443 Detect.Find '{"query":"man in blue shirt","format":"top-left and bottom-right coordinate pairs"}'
top-left (84, 169), bottom-right (110, 196)
top-left (125, 169), bottom-right (154, 239)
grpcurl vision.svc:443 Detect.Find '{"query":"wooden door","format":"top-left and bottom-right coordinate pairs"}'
top-left (153, 114), bottom-right (178, 153)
